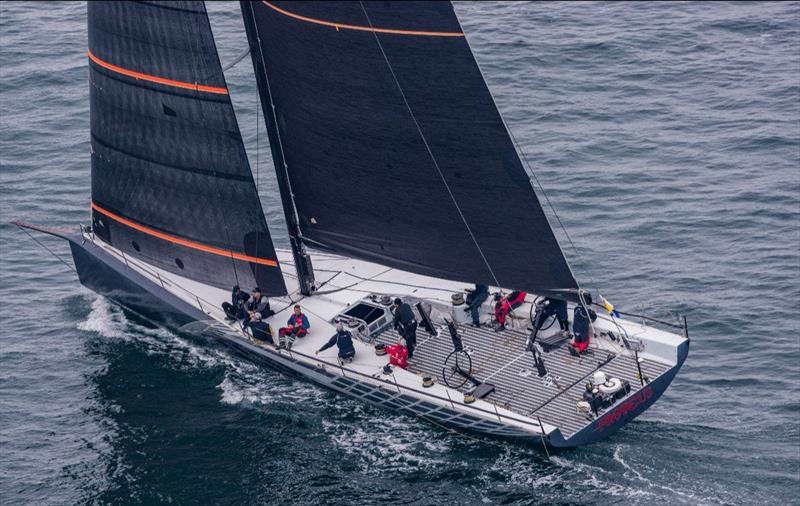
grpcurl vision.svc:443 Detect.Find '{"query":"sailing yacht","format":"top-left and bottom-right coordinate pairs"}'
top-left (15, 1), bottom-right (689, 449)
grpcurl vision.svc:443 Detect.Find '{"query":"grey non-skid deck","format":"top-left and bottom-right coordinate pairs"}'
top-left (376, 323), bottom-right (671, 437)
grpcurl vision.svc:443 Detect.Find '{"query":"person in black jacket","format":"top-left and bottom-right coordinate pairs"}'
top-left (248, 319), bottom-right (274, 344)
top-left (392, 298), bottom-right (418, 359)
top-left (221, 285), bottom-right (250, 320)
top-left (572, 302), bottom-right (597, 353)
top-left (533, 297), bottom-right (569, 334)
top-left (242, 287), bottom-right (274, 326)
top-left (463, 284), bottom-right (489, 327)
top-left (316, 323), bottom-right (355, 363)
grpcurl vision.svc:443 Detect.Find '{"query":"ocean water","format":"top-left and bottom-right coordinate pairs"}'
top-left (1, 1), bottom-right (798, 504)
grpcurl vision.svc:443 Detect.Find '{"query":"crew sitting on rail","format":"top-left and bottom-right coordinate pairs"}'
top-left (278, 305), bottom-right (310, 350)
top-left (572, 293), bottom-right (597, 353)
top-left (242, 287), bottom-right (274, 326)
top-left (534, 297), bottom-right (570, 334)
top-left (463, 284), bottom-right (489, 327)
top-left (391, 298), bottom-right (418, 359)
top-left (246, 314), bottom-right (273, 344)
top-left (222, 285), bottom-right (250, 320)
top-left (494, 290), bottom-right (527, 331)
top-left (316, 322), bottom-right (356, 364)
top-left (385, 337), bottom-right (409, 369)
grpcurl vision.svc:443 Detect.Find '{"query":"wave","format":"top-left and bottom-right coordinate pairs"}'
top-left (77, 296), bottom-right (129, 339)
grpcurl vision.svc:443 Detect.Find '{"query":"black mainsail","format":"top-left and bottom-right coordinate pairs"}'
top-left (241, 1), bottom-right (579, 299)
top-left (88, 1), bottom-right (286, 295)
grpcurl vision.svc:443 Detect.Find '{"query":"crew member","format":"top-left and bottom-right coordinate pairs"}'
top-left (392, 298), bottom-right (418, 359)
top-left (463, 284), bottom-right (489, 327)
top-left (247, 315), bottom-right (273, 344)
top-left (385, 337), bottom-right (409, 369)
top-left (221, 285), bottom-right (250, 320)
top-left (528, 297), bottom-right (569, 361)
top-left (533, 297), bottom-right (569, 334)
top-left (316, 322), bottom-right (356, 364)
top-left (494, 290), bottom-right (527, 331)
top-left (278, 305), bottom-right (310, 350)
top-left (572, 294), bottom-right (597, 353)
top-left (243, 287), bottom-right (273, 326)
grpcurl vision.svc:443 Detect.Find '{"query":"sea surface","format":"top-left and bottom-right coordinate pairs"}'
top-left (1, 1), bottom-right (798, 505)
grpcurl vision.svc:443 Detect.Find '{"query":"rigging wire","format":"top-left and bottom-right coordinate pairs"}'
top-left (310, 267), bottom-right (393, 296)
top-left (281, 260), bottom-right (468, 294)
top-left (358, 1), bottom-right (502, 290)
top-left (506, 127), bottom-right (590, 286)
top-left (202, 46), bottom-right (250, 81)
top-left (15, 225), bottom-right (76, 273)
top-left (255, 67), bottom-right (260, 201)
top-left (253, 53), bottom-right (262, 283)
top-left (220, 46), bottom-right (250, 73)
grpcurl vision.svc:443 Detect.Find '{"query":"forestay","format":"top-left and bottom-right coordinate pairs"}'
top-left (88, 0), bottom-right (286, 296)
top-left (242, 0), bottom-right (579, 299)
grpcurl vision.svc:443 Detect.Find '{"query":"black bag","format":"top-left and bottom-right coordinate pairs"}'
top-left (250, 322), bottom-right (273, 343)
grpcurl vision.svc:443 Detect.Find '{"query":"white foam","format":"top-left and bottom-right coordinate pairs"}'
top-left (546, 453), bottom-right (660, 500)
top-left (611, 445), bottom-right (712, 505)
top-left (218, 375), bottom-right (244, 405)
top-left (73, 294), bottom-right (317, 411)
top-left (321, 404), bottom-right (456, 474)
top-left (77, 296), bottom-right (128, 339)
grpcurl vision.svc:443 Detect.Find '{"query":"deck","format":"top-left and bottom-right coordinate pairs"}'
top-left (375, 323), bottom-right (672, 437)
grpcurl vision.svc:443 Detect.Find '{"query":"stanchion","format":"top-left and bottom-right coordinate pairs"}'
top-left (536, 416), bottom-right (551, 458)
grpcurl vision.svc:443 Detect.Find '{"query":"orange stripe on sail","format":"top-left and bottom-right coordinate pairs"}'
top-left (261, 1), bottom-right (464, 38)
top-left (87, 49), bottom-right (228, 95)
top-left (91, 202), bottom-right (278, 267)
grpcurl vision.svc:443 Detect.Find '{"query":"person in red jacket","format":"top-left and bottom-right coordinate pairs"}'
top-left (278, 305), bottom-right (310, 350)
top-left (385, 337), bottom-right (408, 369)
top-left (494, 291), bottom-right (527, 331)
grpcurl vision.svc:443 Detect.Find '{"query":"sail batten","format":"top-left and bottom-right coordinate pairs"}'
top-left (88, 49), bottom-right (229, 95)
top-left (259, 0), bottom-right (465, 37)
top-left (91, 203), bottom-right (279, 267)
top-left (242, 0), bottom-right (578, 298)
top-left (89, 1), bottom-right (286, 295)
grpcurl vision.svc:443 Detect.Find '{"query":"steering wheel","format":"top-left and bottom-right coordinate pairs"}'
top-left (442, 349), bottom-right (473, 389)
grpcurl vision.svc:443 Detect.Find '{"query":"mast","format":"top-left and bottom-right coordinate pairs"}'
top-left (242, 1), bottom-right (315, 296)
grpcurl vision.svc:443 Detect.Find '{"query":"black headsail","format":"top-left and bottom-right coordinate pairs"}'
top-left (241, 1), bottom-right (578, 299)
top-left (88, 1), bottom-right (286, 295)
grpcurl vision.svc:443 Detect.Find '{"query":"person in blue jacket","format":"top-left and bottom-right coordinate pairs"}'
top-left (316, 322), bottom-right (355, 364)
top-left (278, 305), bottom-right (310, 350)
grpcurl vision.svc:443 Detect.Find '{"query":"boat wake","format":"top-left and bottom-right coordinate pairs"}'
top-left (216, 369), bottom-right (326, 408)
top-left (77, 296), bottom-right (129, 339)
top-left (76, 294), bottom-right (327, 409)
top-left (321, 403), bottom-right (457, 475)
top-left (544, 446), bottom-right (725, 505)
top-left (610, 445), bottom-right (721, 505)
top-left (76, 294), bottom-right (252, 371)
